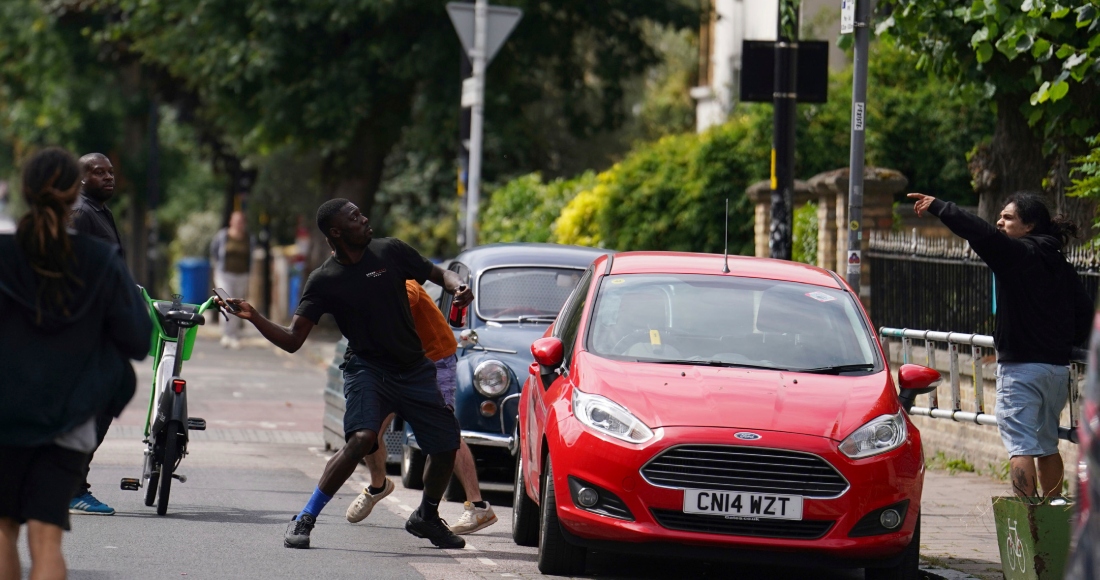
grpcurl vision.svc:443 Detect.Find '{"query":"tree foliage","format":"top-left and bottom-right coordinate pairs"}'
top-left (879, 0), bottom-right (1099, 144)
top-left (482, 38), bottom-right (994, 253)
top-left (878, 0), bottom-right (1100, 223)
top-left (99, 0), bottom-right (697, 217)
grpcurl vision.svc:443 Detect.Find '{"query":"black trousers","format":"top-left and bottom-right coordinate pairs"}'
top-left (74, 409), bottom-right (114, 497)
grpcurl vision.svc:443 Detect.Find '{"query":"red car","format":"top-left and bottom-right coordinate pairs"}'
top-left (511, 252), bottom-right (942, 578)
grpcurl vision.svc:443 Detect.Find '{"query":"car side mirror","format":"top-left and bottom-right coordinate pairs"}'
top-left (532, 337), bottom-right (564, 370)
top-left (897, 364), bottom-right (942, 413)
top-left (458, 329), bottom-right (479, 348)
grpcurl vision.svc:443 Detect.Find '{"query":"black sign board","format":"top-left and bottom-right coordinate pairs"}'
top-left (739, 40), bottom-right (829, 104)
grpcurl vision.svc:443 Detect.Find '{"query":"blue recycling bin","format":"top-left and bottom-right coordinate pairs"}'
top-left (177, 257), bottom-right (211, 306)
top-left (288, 261), bottom-right (305, 314)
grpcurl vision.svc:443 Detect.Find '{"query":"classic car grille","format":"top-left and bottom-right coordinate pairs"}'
top-left (640, 445), bottom-right (849, 498)
top-left (651, 509), bottom-right (834, 540)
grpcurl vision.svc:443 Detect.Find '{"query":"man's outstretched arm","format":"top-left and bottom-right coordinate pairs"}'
top-left (429, 264), bottom-right (474, 308)
top-left (214, 297), bottom-right (314, 353)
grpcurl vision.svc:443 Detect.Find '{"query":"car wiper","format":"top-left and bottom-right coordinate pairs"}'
top-left (515, 315), bottom-right (557, 323)
top-left (642, 359), bottom-right (783, 371)
top-left (793, 363), bottom-right (875, 375)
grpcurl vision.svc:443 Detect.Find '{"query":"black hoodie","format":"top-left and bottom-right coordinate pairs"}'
top-left (929, 199), bottom-right (1093, 365)
top-left (0, 233), bottom-right (151, 446)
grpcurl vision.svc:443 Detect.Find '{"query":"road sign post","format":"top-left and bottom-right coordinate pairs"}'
top-left (846, 0), bottom-right (871, 294)
top-left (446, 2), bottom-right (521, 250)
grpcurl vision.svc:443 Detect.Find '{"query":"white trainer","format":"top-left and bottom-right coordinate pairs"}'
top-left (346, 478), bottom-right (395, 523)
top-left (448, 501), bottom-right (498, 535)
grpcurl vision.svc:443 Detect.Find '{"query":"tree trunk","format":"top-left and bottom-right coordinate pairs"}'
top-left (974, 94), bottom-right (1047, 224)
top-left (311, 123), bottom-right (398, 268)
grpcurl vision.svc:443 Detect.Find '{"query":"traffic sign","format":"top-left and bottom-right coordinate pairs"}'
top-left (446, 3), bottom-right (522, 65)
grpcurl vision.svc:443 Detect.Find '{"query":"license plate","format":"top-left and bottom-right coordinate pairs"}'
top-left (683, 489), bottom-right (803, 520)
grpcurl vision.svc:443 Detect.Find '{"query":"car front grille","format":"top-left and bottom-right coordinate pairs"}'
top-left (651, 509), bottom-right (834, 540)
top-left (640, 445), bottom-right (848, 498)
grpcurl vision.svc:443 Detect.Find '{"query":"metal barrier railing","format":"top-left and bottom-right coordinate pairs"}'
top-left (879, 327), bottom-right (1083, 444)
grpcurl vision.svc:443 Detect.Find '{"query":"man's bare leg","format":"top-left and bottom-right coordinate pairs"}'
top-left (1010, 455), bottom-right (1038, 497)
top-left (363, 414), bottom-right (394, 489)
top-left (25, 520), bottom-right (64, 580)
top-left (319, 430), bottom-right (377, 495)
top-left (1037, 452), bottom-right (1064, 497)
top-left (453, 440), bottom-right (482, 503)
top-left (0, 518), bottom-right (20, 580)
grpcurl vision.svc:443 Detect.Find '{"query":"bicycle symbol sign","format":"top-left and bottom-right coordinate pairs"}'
top-left (1003, 518), bottom-right (1028, 574)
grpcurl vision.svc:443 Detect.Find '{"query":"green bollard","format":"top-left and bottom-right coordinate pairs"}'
top-left (992, 496), bottom-right (1074, 580)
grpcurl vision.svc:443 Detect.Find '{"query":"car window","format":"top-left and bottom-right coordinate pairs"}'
top-left (477, 267), bottom-right (584, 321)
top-left (554, 267), bottom-right (594, 370)
top-left (586, 274), bottom-right (879, 373)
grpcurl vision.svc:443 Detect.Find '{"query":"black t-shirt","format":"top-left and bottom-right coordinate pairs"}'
top-left (295, 238), bottom-right (434, 370)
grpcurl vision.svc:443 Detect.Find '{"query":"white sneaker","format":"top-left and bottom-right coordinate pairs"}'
top-left (346, 478), bottom-right (395, 523)
top-left (448, 501), bottom-right (497, 535)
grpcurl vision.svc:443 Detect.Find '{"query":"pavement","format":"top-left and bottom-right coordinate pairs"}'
top-left (14, 320), bottom-right (1016, 579)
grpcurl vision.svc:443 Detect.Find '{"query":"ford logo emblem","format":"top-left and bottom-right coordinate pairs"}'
top-left (734, 432), bottom-right (762, 441)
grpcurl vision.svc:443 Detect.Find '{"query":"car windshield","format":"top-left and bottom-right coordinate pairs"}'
top-left (477, 267), bottom-right (584, 321)
top-left (586, 274), bottom-right (879, 373)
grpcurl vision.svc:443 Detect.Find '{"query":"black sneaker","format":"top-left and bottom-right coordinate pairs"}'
top-left (284, 514), bottom-right (315, 549)
top-left (405, 510), bottom-right (466, 549)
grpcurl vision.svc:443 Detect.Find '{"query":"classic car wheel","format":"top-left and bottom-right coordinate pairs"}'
top-left (401, 444), bottom-right (425, 490)
top-left (537, 460), bottom-right (586, 575)
top-left (512, 454), bottom-right (540, 547)
top-left (865, 513), bottom-right (920, 580)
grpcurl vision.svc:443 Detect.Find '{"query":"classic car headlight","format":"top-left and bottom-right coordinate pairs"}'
top-left (473, 360), bottom-right (510, 397)
top-left (571, 388), bottom-right (653, 444)
top-left (839, 410), bottom-right (907, 459)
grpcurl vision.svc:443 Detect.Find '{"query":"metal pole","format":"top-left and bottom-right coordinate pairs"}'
top-left (464, 0), bottom-right (487, 250)
top-left (770, 1), bottom-right (798, 261)
top-left (146, 99), bottom-right (160, 293)
top-left (845, 0), bottom-right (872, 292)
top-left (457, 51), bottom-right (472, 250)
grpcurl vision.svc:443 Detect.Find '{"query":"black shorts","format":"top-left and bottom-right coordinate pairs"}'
top-left (0, 444), bottom-right (87, 530)
top-left (342, 355), bottom-right (461, 456)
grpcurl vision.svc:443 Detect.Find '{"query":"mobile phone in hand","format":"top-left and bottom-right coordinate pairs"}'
top-left (212, 287), bottom-right (241, 313)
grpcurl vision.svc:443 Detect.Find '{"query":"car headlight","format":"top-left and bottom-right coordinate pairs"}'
top-left (473, 360), bottom-right (510, 397)
top-left (839, 410), bottom-right (907, 459)
top-left (571, 388), bottom-right (653, 444)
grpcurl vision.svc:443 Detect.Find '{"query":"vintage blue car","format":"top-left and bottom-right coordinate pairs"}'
top-left (400, 243), bottom-right (608, 494)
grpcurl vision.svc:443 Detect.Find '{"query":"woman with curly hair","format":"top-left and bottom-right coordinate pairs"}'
top-left (0, 147), bottom-right (151, 579)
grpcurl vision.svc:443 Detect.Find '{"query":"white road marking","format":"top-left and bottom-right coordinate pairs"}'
top-left (477, 557), bottom-right (496, 566)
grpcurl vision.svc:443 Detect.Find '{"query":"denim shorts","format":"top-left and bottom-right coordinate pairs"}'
top-left (434, 355), bottom-right (458, 408)
top-left (342, 355), bottom-right (460, 456)
top-left (995, 362), bottom-right (1070, 457)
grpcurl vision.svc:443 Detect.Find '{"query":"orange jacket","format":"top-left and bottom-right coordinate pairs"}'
top-left (406, 280), bottom-right (457, 362)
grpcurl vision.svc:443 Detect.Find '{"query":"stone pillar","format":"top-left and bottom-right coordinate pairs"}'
top-left (746, 180), bottom-right (813, 259)
top-left (815, 185), bottom-right (837, 270)
top-left (806, 167), bottom-right (909, 306)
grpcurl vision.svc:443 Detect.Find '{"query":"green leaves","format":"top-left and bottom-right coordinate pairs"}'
top-left (1076, 4), bottom-right (1097, 27)
top-left (976, 42), bottom-right (995, 63)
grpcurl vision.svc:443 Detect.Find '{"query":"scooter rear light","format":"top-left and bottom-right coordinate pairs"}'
top-left (172, 379), bottom-right (186, 394)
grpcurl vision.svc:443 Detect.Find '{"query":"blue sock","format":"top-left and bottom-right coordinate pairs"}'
top-left (299, 487), bottom-right (333, 519)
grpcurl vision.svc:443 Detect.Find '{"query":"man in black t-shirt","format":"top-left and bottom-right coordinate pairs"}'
top-left (218, 198), bottom-right (473, 550)
top-left (67, 152), bottom-right (125, 516)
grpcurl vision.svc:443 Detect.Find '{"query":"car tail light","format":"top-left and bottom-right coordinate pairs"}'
top-left (172, 379), bottom-right (186, 394)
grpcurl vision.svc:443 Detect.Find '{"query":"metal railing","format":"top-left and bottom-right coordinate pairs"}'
top-left (868, 230), bottom-right (1100, 335)
top-left (879, 327), bottom-right (1084, 444)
